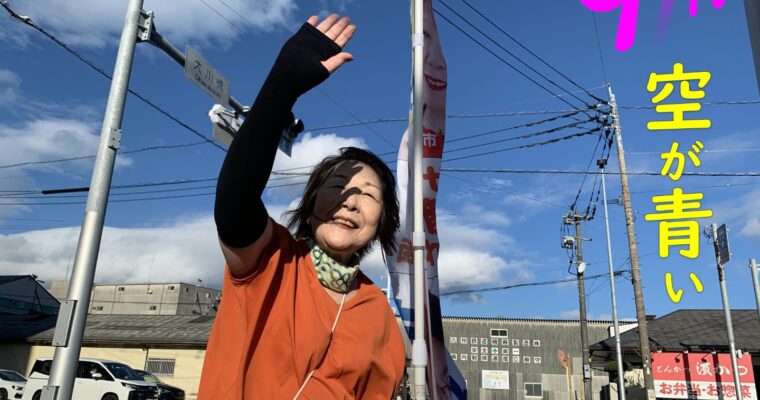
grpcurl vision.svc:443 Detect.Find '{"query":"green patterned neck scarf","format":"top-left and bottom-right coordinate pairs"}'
top-left (308, 239), bottom-right (360, 293)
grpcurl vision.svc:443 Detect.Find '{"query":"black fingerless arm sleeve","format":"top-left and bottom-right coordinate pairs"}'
top-left (215, 23), bottom-right (342, 248)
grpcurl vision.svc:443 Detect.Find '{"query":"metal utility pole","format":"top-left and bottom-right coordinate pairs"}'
top-left (607, 86), bottom-right (655, 400)
top-left (44, 0), bottom-right (144, 398)
top-left (750, 258), bottom-right (760, 322)
top-left (410, 0), bottom-right (428, 398)
top-left (710, 223), bottom-right (743, 400)
top-left (564, 213), bottom-right (592, 400)
top-left (598, 158), bottom-right (626, 400)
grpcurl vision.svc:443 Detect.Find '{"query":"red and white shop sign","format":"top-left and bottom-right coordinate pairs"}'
top-left (652, 352), bottom-right (756, 400)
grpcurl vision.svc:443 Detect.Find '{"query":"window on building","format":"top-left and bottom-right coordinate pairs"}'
top-left (491, 347), bottom-right (498, 355)
top-left (480, 338), bottom-right (488, 345)
top-left (491, 338), bottom-right (498, 345)
top-left (146, 358), bottom-right (175, 376)
top-left (512, 339), bottom-right (519, 346)
top-left (491, 355), bottom-right (499, 362)
top-left (461, 354), bottom-right (467, 361)
top-left (533, 340), bottom-right (541, 347)
top-left (452, 354), bottom-right (457, 360)
top-left (205, 293), bottom-right (211, 298)
top-left (512, 348), bottom-right (520, 355)
top-left (525, 383), bottom-right (543, 398)
top-left (480, 355), bottom-right (488, 362)
top-left (512, 356), bottom-right (520, 363)
top-left (117, 287), bottom-right (125, 292)
top-left (490, 328), bottom-right (508, 337)
top-left (481, 347), bottom-right (488, 354)
top-left (471, 346), bottom-right (478, 354)
top-left (472, 356), bottom-right (478, 363)
top-left (502, 348), bottom-right (509, 354)
top-left (168, 285), bottom-right (175, 291)
top-left (91, 306), bottom-right (103, 311)
top-left (461, 337), bottom-right (468, 344)
top-left (523, 339), bottom-right (531, 347)
top-left (501, 339), bottom-right (509, 346)
top-left (149, 305), bottom-right (157, 311)
top-left (523, 356), bottom-right (531, 364)
top-left (471, 337), bottom-right (477, 344)
top-left (534, 357), bottom-right (542, 364)
top-left (450, 336), bottom-right (458, 344)
top-left (502, 355), bottom-right (509, 363)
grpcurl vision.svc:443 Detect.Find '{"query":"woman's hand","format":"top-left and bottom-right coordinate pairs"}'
top-left (308, 14), bottom-right (356, 74)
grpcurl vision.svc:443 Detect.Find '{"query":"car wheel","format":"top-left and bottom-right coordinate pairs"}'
top-left (101, 394), bottom-right (119, 400)
top-left (0, 388), bottom-right (7, 400)
top-left (32, 391), bottom-right (41, 400)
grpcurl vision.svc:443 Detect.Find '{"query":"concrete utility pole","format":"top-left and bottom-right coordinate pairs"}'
top-left (750, 258), bottom-right (760, 322)
top-left (564, 213), bottom-right (592, 400)
top-left (44, 0), bottom-right (144, 399)
top-left (608, 86), bottom-right (655, 400)
top-left (710, 223), bottom-right (743, 400)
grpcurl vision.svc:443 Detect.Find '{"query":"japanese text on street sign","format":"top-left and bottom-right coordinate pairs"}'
top-left (185, 46), bottom-right (230, 107)
top-left (652, 352), bottom-right (757, 400)
top-left (643, 62), bottom-right (713, 303)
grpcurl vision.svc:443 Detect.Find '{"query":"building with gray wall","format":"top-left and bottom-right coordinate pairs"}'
top-left (49, 280), bottom-right (220, 316)
top-left (443, 316), bottom-right (635, 400)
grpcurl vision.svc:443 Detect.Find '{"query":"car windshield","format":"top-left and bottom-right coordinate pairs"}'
top-left (0, 370), bottom-right (26, 381)
top-left (136, 370), bottom-right (161, 384)
top-left (103, 363), bottom-right (141, 381)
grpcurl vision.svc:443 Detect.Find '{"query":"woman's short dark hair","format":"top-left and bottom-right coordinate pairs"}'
top-left (286, 147), bottom-right (399, 260)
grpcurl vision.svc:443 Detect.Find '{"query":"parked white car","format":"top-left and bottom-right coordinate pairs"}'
top-left (22, 358), bottom-right (158, 400)
top-left (0, 369), bottom-right (26, 400)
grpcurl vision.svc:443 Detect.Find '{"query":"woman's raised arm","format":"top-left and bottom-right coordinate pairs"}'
top-left (214, 15), bottom-right (356, 278)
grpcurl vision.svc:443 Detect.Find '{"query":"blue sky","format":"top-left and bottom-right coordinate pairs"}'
top-left (0, 0), bottom-right (759, 321)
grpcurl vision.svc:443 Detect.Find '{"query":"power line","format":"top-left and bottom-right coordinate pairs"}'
top-left (442, 128), bottom-right (601, 163)
top-left (0, 140), bottom-right (208, 170)
top-left (198, 0), bottom-right (246, 35)
top-left (454, 0), bottom-right (604, 103)
top-left (433, 8), bottom-right (589, 113)
top-left (628, 148), bottom-right (760, 155)
top-left (619, 99), bottom-right (760, 109)
top-left (0, 1), bottom-right (226, 152)
top-left (437, 0), bottom-right (594, 108)
top-left (0, 180), bottom-right (307, 206)
top-left (314, 88), bottom-right (397, 148)
top-left (591, 13), bottom-right (609, 86)
top-left (445, 119), bottom-right (598, 155)
top-left (440, 168), bottom-right (760, 177)
top-left (441, 271), bottom-right (624, 296)
top-left (441, 172), bottom-right (568, 209)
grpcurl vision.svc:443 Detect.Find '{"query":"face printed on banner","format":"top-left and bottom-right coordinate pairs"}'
top-left (309, 161), bottom-right (384, 264)
top-left (422, 0), bottom-right (447, 134)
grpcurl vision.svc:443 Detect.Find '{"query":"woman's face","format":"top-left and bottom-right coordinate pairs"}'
top-left (309, 161), bottom-right (384, 263)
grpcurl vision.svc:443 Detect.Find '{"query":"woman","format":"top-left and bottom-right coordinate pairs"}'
top-left (198, 14), bottom-right (406, 400)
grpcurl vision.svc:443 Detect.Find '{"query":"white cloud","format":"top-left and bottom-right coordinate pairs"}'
top-left (713, 188), bottom-right (760, 240)
top-left (3, 0), bottom-right (298, 49)
top-left (0, 118), bottom-right (133, 175)
top-left (741, 218), bottom-right (760, 237)
top-left (560, 309), bottom-right (580, 319)
top-left (0, 69), bottom-right (21, 106)
top-left (459, 204), bottom-right (511, 227)
top-left (267, 132), bottom-right (366, 197)
top-left (0, 214), bottom-right (225, 287)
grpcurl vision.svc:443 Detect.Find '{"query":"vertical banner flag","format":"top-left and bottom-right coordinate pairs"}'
top-left (387, 0), bottom-right (467, 399)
